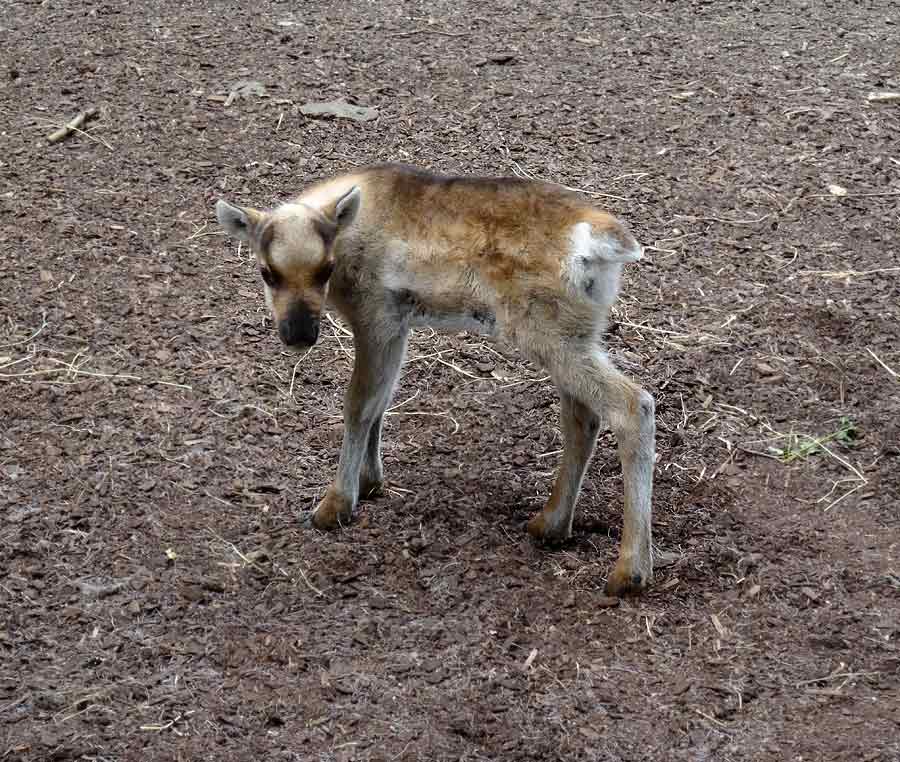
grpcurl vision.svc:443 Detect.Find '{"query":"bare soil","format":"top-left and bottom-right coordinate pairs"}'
top-left (2, 1), bottom-right (899, 760)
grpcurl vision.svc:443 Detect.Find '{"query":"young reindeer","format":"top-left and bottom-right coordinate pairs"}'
top-left (216, 164), bottom-right (655, 596)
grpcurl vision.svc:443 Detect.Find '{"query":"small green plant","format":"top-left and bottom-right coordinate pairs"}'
top-left (768, 417), bottom-right (858, 463)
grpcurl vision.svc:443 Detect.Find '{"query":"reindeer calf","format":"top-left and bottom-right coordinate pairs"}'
top-left (216, 164), bottom-right (655, 596)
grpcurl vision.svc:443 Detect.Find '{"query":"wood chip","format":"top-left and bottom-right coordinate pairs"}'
top-left (658, 577), bottom-right (680, 591)
top-left (299, 99), bottom-right (378, 122)
top-left (655, 551), bottom-right (681, 569)
top-left (710, 613), bottom-right (727, 637)
top-left (521, 647), bottom-right (538, 671)
top-left (866, 91), bottom-right (900, 103)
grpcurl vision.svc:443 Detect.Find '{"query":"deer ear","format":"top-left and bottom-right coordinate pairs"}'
top-left (314, 216), bottom-right (338, 248)
top-left (216, 199), bottom-right (261, 242)
top-left (329, 186), bottom-right (362, 229)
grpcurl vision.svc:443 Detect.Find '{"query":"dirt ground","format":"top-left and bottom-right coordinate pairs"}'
top-left (2, 1), bottom-right (899, 760)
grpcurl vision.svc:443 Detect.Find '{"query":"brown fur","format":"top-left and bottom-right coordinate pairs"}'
top-left (215, 164), bottom-right (655, 596)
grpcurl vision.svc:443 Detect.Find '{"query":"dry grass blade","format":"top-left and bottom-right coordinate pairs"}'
top-left (794, 662), bottom-right (879, 687)
top-left (866, 347), bottom-right (899, 381)
top-left (695, 709), bottom-right (732, 731)
top-left (0, 363), bottom-right (191, 390)
top-left (797, 266), bottom-right (900, 280)
top-left (501, 147), bottom-right (630, 201)
top-left (435, 356), bottom-right (484, 381)
top-left (140, 713), bottom-right (184, 732)
top-left (738, 417), bottom-right (868, 511)
top-left (288, 346), bottom-right (315, 400)
top-left (389, 27), bottom-right (469, 38)
top-left (710, 613), bottom-right (727, 638)
top-left (0, 313), bottom-right (47, 348)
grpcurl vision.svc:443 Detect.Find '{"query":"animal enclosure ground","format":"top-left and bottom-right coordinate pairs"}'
top-left (2, 1), bottom-right (899, 760)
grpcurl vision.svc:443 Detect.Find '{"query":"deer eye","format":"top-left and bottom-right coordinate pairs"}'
top-left (260, 266), bottom-right (280, 288)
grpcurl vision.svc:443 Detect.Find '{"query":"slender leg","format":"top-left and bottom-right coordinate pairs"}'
top-left (359, 413), bottom-right (385, 499)
top-left (311, 329), bottom-right (408, 529)
top-left (527, 392), bottom-right (600, 543)
top-left (552, 351), bottom-right (655, 595)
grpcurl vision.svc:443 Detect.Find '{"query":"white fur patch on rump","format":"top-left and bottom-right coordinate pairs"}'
top-left (564, 222), bottom-right (643, 307)
top-left (570, 221), bottom-right (643, 264)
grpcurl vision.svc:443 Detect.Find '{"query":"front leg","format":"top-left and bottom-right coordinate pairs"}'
top-left (359, 413), bottom-right (385, 499)
top-left (311, 328), bottom-right (407, 529)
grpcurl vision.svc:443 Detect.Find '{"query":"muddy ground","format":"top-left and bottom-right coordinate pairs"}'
top-left (1, 1), bottom-right (899, 760)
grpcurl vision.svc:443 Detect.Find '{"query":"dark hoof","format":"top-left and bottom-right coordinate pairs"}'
top-left (526, 512), bottom-right (570, 546)
top-left (308, 487), bottom-right (354, 530)
top-left (605, 564), bottom-right (651, 597)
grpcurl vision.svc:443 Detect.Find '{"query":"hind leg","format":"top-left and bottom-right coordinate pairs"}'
top-left (552, 351), bottom-right (655, 595)
top-left (527, 392), bottom-right (601, 543)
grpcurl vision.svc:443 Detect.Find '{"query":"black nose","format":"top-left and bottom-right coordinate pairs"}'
top-left (279, 302), bottom-right (320, 346)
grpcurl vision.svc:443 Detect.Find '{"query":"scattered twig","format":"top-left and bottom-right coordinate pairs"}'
top-left (296, 564), bottom-right (325, 598)
top-left (46, 107), bottom-right (98, 144)
top-left (0, 694), bottom-right (29, 715)
top-left (386, 409), bottom-right (460, 434)
top-left (695, 709), bottom-right (732, 731)
top-left (0, 364), bottom-right (191, 390)
top-left (503, 148), bottom-right (630, 201)
top-left (822, 481), bottom-right (866, 513)
top-left (436, 356), bottom-right (484, 381)
top-left (386, 390), bottom-right (421, 412)
top-left (389, 28), bottom-right (469, 38)
top-left (0, 313), bottom-right (47, 348)
top-left (496, 374), bottom-right (551, 389)
top-left (288, 346), bottom-right (315, 400)
top-left (794, 664), bottom-right (878, 687)
top-left (795, 266), bottom-right (900, 280)
top-left (326, 313), bottom-right (354, 358)
top-left (866, 347), bottom-right (898, 380)
top-left (674, 212), bottom-right (771, 226)
top-left (809, 190), bottom-right (900, 199)
top-left (140, 713), bottom-right (183, 732)
top-left (866, 91), bottom-right (900, 103)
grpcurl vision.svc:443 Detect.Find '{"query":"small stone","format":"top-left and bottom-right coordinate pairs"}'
top-left (299, 99), bottom-right (378, 122)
